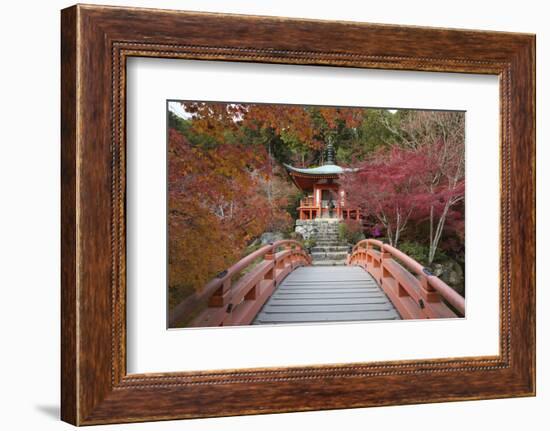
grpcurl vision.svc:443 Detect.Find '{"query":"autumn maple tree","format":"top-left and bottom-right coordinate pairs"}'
top-left (168, 128), bottom-right (282, 305)
top-left (342, 111), bottom-right (465, 263)
top-left (392, 111), bottom-right (465, 264)
top-left (342, 146), bottom-right (429, 247)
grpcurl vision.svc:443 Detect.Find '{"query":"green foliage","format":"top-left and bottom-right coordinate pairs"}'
top-left (285, 190), bottom-right (305, 222)
top-left (398, 241), bottom-right (446, 267)
top-left (398, 241), bottom-right (464, 294)
top-left (303, 238), bottom-right (317, 250)
top-left (168, 110), bottom-right (219, 149)
top-left (243, 241), bottom-right (264, 256)
top-left (334, 109), bottom-right (399, 164)
top-left (397, 241), bottom-right (429, 266)
top-left (338, 220), bottom-right (365, 244)
top-left (168, 109), bottom-right (188, 132)
top-left (279, 129), bottom-right (312, 165)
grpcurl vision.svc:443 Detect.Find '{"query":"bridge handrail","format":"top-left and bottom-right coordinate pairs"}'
top-left (348, 238), bottom-right (465, 318)
top-left (353, 238), bottom-right (383, 253)
top-left (381, 243), bottom-right (465, 315)
top-left (213, 239), bottom-right (305, 287)
top-left (169, 239), bottom-right (311, 327)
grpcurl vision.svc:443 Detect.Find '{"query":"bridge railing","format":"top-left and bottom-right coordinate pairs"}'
top-left (169, 240), bottom-right (312, 328)
top-left (347, 239), bottom-right (465, 319)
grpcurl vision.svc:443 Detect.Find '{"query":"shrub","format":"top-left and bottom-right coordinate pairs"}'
top-left (243, 241), bottom-right (264, 256)
top-left (398, 241), bottom-right (446, 267)
top-left (303, 238), bottom-right (317, 250)
top-left (338, 220), bottom-right (365, 245)
top-left (397, 241), bottom-right (430, 265)
top-left (288, 231), bottom-right (304, 241)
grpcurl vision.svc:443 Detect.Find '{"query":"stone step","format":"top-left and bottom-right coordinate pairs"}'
top-left (316, 231), bottom-right (339, 234)
top-left (315, 242), bottom-right (346, 246)
top-left (312, 260), bottom-right (348, 266)
top-left (311, 246), bottom-right (349, 252)
top-left (314, 246), bottom-right (344, 250)
top-left (311, 252), bottom-right (348, 260)
top-left (314, 246), bottom-right (346, 250)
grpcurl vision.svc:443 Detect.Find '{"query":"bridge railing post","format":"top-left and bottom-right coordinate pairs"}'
top-left (380, 250), bottom-right (392, 277)
top-left (418, 271), bottom-right (442, 303)
top-left (208, 277), bottom-right (231, 308)
top-left (264, 248), bottom-right (275, 280)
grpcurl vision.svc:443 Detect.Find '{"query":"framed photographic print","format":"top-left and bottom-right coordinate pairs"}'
top-left (61, 4), bottom-right (535, 425)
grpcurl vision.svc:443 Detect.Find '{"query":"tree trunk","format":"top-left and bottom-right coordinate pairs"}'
top-left (428, 200), bottom-right (451, 264)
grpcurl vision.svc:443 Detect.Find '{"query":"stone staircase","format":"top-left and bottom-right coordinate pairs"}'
top-left (307, 220), bottom-right (349, 266)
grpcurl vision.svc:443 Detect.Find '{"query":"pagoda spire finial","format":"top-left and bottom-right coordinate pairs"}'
top-left (325, 136), bottom-right (335, 165)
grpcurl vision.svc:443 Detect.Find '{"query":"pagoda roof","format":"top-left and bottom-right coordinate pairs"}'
top-left (283, 162), bottom-right (357, 192)
top-left (283, 163), bottom-right (354, 176)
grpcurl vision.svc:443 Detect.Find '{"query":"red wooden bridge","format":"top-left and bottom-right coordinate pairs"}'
top-left (169, 239), bottom-right (465, 328)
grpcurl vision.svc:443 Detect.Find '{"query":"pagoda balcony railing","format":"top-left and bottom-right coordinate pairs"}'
top-left (299, 196), bottom-right (316, 208)
top-left (299, 198), bottom-right (349, 209)
top-left (297, 197), bottom-right (360, 220)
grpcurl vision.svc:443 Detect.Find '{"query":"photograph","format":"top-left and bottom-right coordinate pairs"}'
top-left (167, 101), bottom-right (466, 328)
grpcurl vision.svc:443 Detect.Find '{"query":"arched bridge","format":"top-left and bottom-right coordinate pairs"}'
top-left (169, 239), bottom-right (465, 328)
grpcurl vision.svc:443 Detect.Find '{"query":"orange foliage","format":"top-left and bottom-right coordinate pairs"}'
top-left (168, 128), bottom-right (290, 295)
top-left (318, 106), bottom-right (363, 130)
top-left (180, 102), bottom-right (361, 150)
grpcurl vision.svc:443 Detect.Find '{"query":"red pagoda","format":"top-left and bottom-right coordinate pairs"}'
top-left (284, 141), bottom-right (360, 221)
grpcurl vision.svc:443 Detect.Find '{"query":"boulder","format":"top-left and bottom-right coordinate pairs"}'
top-left (259, 232), bottom-right (285, 245)
top-left (432, 260), bottom-right (464, 296)
top-left (295, 219), bottom-right (340, 241)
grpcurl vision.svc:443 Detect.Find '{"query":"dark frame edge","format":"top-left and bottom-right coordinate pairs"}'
top-left (61, 4), bottom-right (79, 426)
top-left (523, 33), bottom-right (536, 399)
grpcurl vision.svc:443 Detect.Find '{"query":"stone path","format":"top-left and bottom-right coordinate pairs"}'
top-left (252, 266), bottom-right (401, 324)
